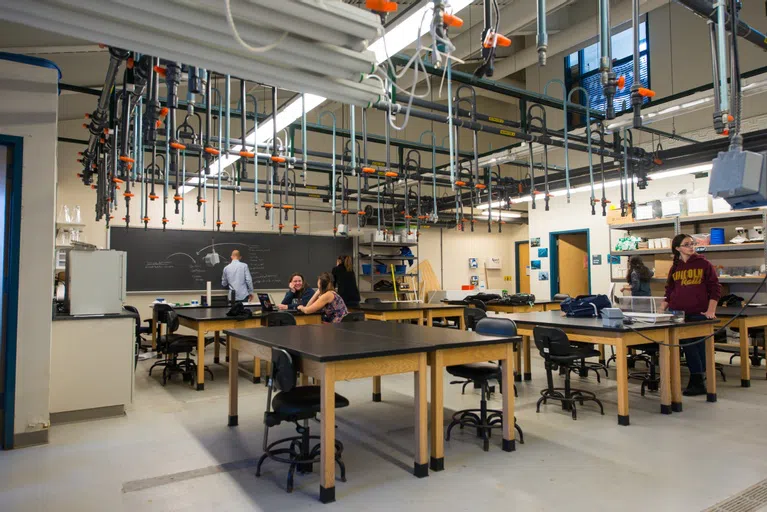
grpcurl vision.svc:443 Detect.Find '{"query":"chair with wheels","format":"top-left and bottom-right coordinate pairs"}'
top-left (150, 305), bottom-right (215, 386)
top-left (124, 305), bottom-right (153, 352)
top-left (341, 312), bottom-right (366, 322)
top-left (568, 344), bottom-right (609, 383)
top-left (448, 307), bottom-right (489, 392)
top-left (256, 348), bottom-right (350, 493)
top-left (444, 318), bottom-right (523, 452)
top-left (627, 343), bottom-right (660, 396)
top-left (467, 298), bottom-right (487, 312)
top-left (533, 326), bottom-right (604, 420)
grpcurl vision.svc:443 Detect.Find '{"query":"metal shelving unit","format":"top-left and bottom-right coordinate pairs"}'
top-left (358, 239), bottom-right (420, 300)
top-left (608, 209), bottom-right (767, 288)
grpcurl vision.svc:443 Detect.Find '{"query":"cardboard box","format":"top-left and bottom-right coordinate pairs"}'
top-left (606, 206), bottom-right (633, 225)
top-left (654, 255), bottom-right (674, 279)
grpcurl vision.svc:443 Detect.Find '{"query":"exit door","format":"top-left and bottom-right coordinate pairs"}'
top-left (551, 230), bottom-right (590, 298)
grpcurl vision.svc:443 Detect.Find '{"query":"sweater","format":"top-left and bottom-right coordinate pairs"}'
top-left (281, 287), bottom-right (315, 307)
top-left (664, 253), bottom-right (721, 314)
top-left (332, 264), bottom-right (361, 306)
top-left (630, 269), bottom-right (653, 297)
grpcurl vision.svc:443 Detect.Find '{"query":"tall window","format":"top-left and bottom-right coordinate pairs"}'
top-left (565, 21), bottom-right (650, 122)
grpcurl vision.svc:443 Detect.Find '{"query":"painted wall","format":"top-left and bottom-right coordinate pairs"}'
top-left (0, 60), bottom-right (59, 439)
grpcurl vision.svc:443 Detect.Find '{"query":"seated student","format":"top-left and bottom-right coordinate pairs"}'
top-left (298, 272), bottom-right (349, 323)
top-left (278, 273), bottom-right (315, 310)
top-left (332, 255), bottom-right (361, 308)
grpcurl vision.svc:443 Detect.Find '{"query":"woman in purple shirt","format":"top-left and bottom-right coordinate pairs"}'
top-left (298, 272), bottom-right (349, 323)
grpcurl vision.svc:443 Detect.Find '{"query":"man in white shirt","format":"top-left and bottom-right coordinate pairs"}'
top-left (221, 250), bottom-right (253, 302)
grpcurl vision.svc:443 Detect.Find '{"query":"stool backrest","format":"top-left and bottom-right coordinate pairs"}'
top-left (341, 312), bottom-right (366, 322)
top-left (533, 326), bottom-right (572, 358)
top-left (467, 298), bottom-right (487, 311)
top-left (271, 348), bottom-right (297, 392)
top-left (475, 317), bottom-right (517, 337)
top-left (464, 307), bottom-right (488, 331)
top-left (265, 311), bottom-right (297, 327)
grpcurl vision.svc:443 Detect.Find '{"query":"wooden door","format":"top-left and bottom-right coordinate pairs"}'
top-left (517, 242), bottom-right (530, 294)
top-left (557, 233), bottom-right (589, 297)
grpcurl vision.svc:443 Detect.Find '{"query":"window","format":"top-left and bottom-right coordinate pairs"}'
top-left (565, 21), bottom-right (649, 122)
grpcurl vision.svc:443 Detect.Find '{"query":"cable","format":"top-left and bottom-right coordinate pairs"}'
top-left (626, 272), bottom-right (767, 348)
top-left (224, 0), bottom-right (288, 54)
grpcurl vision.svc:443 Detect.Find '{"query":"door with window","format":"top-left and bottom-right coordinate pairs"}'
top-left (556, 233), bottom-right (589, 297)
top-left (516, 241), bottom-right (530, 294)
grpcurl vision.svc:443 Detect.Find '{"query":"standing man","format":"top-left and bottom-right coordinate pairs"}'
top-left (222, 250), bottom-right (253, 302)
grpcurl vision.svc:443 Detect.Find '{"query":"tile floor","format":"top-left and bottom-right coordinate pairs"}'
top-left (1, 346), bottom-right (767, 512)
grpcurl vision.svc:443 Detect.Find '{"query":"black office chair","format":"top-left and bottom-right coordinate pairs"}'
top-left (465, 307), bottom-right (487, 331)
top-left (256, 348), bottom-right (349, 493)
top-left (533, 326), bottom-right (604, 420)
top-left (266, 312), bottom-right (297, 327)
top-left (627, 343), bottom-right (660, 396)
top-left (568, 343), bottom-right (609, 383)
top-left (364, 297), bottom-right (382, 304)
top-left (467, 298), bottom-right (487, 312)
top-left (552, 293), bottom-right (570, 302)
top-left (445, 318), bottom-right (523, 452)
top-left (124, 305), bottom-right (153, 352)
top-left (149, 305), bottom-right (215, 386)
top-left (341, 312), bottom-right (366, 322)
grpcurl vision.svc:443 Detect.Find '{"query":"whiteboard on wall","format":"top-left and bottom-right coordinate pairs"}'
top-left (485, 256), bottom-right (502, 269)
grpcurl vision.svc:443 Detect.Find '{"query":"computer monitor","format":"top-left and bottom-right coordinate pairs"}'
top-left (257, 293), bottom-right (275, 312)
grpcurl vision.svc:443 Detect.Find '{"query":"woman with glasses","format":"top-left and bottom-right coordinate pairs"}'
top-left (660, 234), bottom-right (721, 396)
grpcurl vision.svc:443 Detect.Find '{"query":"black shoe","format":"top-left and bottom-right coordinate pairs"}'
top-left (683, 374), bottom-right (706, 397)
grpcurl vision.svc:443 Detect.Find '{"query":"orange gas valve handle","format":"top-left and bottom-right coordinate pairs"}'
top-left (173, 195), bottom-right (182, 201)
top-left (263, 203), bottom-right (274, 209)
top-left (231, 221), bottom-right (239, 227)
top-left (170, 142), bottom-right (186, 150)
top-left (239, 150), bottom-right (255, 158)
top-left (475, 184), bottom-right (487, 190)
top-left (362, 167), bottom-right (376, 174)
top-left (340, 209), bottom-right (350, 214)
top-left (161, 218), bottom-right (169, 224)
top-left (126, 57), bottom-right (134, 70)
top-left (119, 155), bottom-right (135, 163)
top-left (279, 224), bottom-right (286, 230)
top-left (198, 198), bottom-right (207, 203)
top-left (282, 205), bottom-right (294, 210)
top-left (159, 107), bottom-right (169, 118)
top-left (124, 192), bottom-right (135, 198)
top-left (142, 217), bottom-right (150, 222)
top-left (617, 76), bottom-right (626, 89)
top-left (204, 147), bottom-right (220, 156)
top-left (483, 32), bottom-right (511, 48)
top-left (216, 221), bottom-right (223, 226)
top-left (357, 211), bottom-right (366, 215)
top-left (727, 114), bottom-right (735, 122)
top-left (404, 215), bottom-right (413, 219)
top-left (155, 120), bottom-right (162, 129)
top-left (293, 225), bottom-right (300, 230)
top-left (149, 193), bottom-right (159, 200)
top-left (418, 215), bottom-right (429, 220)
top-left (443, 13), bottom-right (463, 27)
top-left (82, 123), bottom-right (89, 129)
top-left (84, 113), bottom-right (90, 119)
top-left (653, 158), bottom-right (663, 165)
top-left (270, 155), bottom-right (286, 163)
top-left (454, 180), bottom-right (467, 187)
top-left (153, 65), bottom-right (166, 77)
top-left (637, 87), bottom-right (655, 98)
top-left (90, 185), bottom-right (97, 190)
top-left (366, 0), bottom-right (397, 12)
top-left (384, 171), bottom-right (398, 178)
top-left (112, 177), bottom-right (125, 184)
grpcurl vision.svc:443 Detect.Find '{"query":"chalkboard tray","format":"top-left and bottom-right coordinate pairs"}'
top-left (109, 227), bottom-right (353, 293)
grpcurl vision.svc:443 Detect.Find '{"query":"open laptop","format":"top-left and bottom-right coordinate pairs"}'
top-left (257, 293), bottom-right (276, 312)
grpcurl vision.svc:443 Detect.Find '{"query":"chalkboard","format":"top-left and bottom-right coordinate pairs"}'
top-left (109, 228), bottom-right (353, 292)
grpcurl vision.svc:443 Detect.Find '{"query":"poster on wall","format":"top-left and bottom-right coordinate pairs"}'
top-left (592, 254), bottom-right (602, 265)
top-left (530, 260), bottom-right (541, 270)
top-left (538, 271), bottom-right (549, 281)
top-left (530, 237), bottom-right (541, 247)
top-left (607, 254), bottom-right (621, 264)
top-left (469, 257), bottom-right (478, 269)
top-left (538, 248), bottom-right (548, 258)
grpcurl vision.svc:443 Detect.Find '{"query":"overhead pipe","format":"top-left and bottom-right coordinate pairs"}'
top-left (629, 0), bottom-right (655, 128)
top-left (676, 0), bottom-right (767, 52)
top-left (318, 111), bottom-right (337, 234)
top-left (598, 0), bottom-right (622, 120)
top-left (419, 131), bottom-right (439, 222)
top-left (568, 87), bottom-right (596, 215)
top-left (543, 79), bottom-right (571, 202)
top-left (537, 0), bottom-right (548, 66)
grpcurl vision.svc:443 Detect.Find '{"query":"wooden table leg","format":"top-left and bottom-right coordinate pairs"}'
top-left (253, 357), bottom-right (261, 384)
top-left (214, 331), bottom-right (221, 364)
top-left (458, 312), bottom-right (466, 330)
top-left (659, 329), bottom-right (672, 415)
top-left (226, 333), bottom-right (231, 362)
top-left (372, 376), bottom-right (382, 402)
top-left (522, 335), bottom-right (532, 381)
top-left (414, 352), bottom-right (428, 478)
top-left (615, 341), bottom-right (630, 426)
top-left (320, 364), bottom-right (336, 504)
top-left (501, 342), bottom-right (515, 451)
top-left (514, 343), bottom-right (522, 382)
top-left (196, 329), bottom-right (206, 391)
top-left (425, 310), bottom-right (432, 327)
top-left (228, 342), bottom-right (239, 426)
top-left (705, 328), bottom-right (717, 402)
top-left (670, 329), bottom-right (683, 412)
top-left (299, 373), bottom-right (309, 386)
top-left (429, 350), bottom-right (444, 471)
top-left (740, 318), bottom-right (752, 388)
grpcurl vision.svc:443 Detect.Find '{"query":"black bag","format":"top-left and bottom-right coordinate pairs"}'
top-left (226, 302), bottom-right (253, 320)
top-left (718, 294), bottom-right (744, 307)
top-left (509, 293), bottom-right (536, 306)
top-left (466, 293), bottom-right (502, 303)
top-left (560, 294), bottom-right (612, 317)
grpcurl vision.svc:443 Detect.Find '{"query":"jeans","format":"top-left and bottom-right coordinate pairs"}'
top-left (682, 314), bottom-right (707, 374)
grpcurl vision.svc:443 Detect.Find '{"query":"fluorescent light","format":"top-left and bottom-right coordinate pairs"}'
top-left (184, 3), bottom-right (471, 195)
top-left (648, 163), bottom-right (712, 180)
top-left (477, 200), bottom-right (507, 210)
top-left (476, 211), bottom-right (522, 220)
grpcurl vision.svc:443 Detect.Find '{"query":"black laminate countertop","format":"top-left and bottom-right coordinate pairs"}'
top-left (500, 311), bottom-right (717, 332)
top-left (356, 302), bottom-right (465, 312)
top-left (174, 306), bottom-right (319, 322)
top-left (716, 306), bottom-right (767, 317)
top-left (53, 312), bottom-right (137, 321)
top-left (225, 323), bottom-right (518, 362)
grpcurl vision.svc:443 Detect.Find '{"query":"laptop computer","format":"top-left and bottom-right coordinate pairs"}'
top-left (257, 293), bottom-right (275, 312)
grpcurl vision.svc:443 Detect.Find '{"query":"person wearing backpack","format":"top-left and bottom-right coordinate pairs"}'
top-left (660, 234), bottom-right (721, 396)
top-left (621, 256), bottom-right (654, 297)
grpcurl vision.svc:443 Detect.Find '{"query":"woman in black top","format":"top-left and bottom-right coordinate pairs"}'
top-left (621, 256), bottom-right (654, 297)
top-left (332, 255), bottom-right (360, 307)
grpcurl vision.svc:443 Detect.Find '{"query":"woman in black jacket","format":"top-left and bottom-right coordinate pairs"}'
top-left (332, 255), bottom-right (360, 308)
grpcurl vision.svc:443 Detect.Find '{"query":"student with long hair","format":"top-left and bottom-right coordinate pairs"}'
top-left (298, 272), bottom-right (349, 323)
top-left (661, 233), bottom-right (721, 396)
top-left (621, 256), bottom-right (654, 297)
top-left (278, 272), bottom-right (314, 310)
top-left (332, 254), bottom-right (361, 307)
